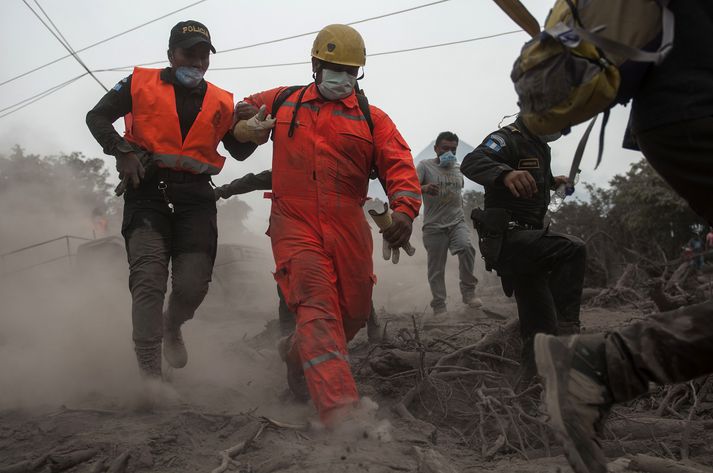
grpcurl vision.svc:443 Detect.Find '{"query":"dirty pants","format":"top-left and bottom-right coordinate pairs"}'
top-left (496, 229), bottom-right (586, 362)
top-left (277, 284), bottom-right (379, 338)
top-left (422, 220), bottom-right (478, 310)
top-left (270, 197), bottom-right (373, 424)
top-left (122, 175), bottom-right (217, 353)
top-left (604, 116), bottom-right (713, 400)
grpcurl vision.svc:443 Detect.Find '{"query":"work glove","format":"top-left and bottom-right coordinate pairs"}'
top-left (214, 185), bottom-right (228, 201)
top-left (367, 201), bottom-right (416, 264)
top-left (232, 104), bottom-right (276, 145)
top-left (115, 151), bottom-right (145, 196)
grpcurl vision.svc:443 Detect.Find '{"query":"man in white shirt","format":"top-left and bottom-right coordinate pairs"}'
top-left (417, 131), bottom-right (481, 315)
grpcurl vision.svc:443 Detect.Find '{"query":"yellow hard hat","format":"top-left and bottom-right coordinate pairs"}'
top-left (311, 24), bottom-right (366, 67)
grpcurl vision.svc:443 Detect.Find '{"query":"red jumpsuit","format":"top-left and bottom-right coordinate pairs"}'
top-left (245, 84), bottom-right (421, 424)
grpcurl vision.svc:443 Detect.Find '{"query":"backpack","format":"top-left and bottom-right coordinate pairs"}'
top-left (269, 84), bottom-right (379, 179)
top-left (510, 0), bottom-right (674, 136)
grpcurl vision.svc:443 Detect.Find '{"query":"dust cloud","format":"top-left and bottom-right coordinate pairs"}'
top-left (0, 149), bottom-right (280, 412)
top-left (0, 145), bottom-right (494, 419)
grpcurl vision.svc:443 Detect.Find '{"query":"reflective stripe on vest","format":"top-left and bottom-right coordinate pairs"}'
top-left (123, 67), bottom-right (233, 175)
top-left (302, 351), bottom-right (349, 371)
top-left (152, 153), bottom-right (222, 175)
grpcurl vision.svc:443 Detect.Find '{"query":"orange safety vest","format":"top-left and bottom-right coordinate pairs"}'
top-left (124, 67), bottom-right (233, 175)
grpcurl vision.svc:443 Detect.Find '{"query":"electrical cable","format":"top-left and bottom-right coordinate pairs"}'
top-left (0, 27), bottom-right (526, 119)
top-left (106, 0), bottom-right (453, 70)
top-left (1, 0), bottom-right (209, 88)
top-left (0, 74), bottom-right (86, 119)
top-left (209, 30), bottom-right (524, 71)
top-left (21, 0), bottom-right (108, 91)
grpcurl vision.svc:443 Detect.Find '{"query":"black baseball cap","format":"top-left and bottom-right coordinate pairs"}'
top-left (169, 20), bottom-right (216, 53)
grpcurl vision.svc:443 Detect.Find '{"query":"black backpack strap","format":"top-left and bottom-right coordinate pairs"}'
top-left (354, 90), bottom-right (381, 183)
top-left (355, 92), bottom-right (374, 136)
top-left (270, 85), bottom-right (304, 141)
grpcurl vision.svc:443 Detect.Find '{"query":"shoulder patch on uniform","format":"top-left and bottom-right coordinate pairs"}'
top-left (484, 133), bottom-right (506, 152)
top-left (518, 158), bottom-right (539, 169)
top-left (112, 76), bottom-right (129, 92)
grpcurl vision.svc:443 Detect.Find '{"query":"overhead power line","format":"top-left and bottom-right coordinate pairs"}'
top-left (209, 30), bottom-right (524, 71)
top-left (22, 0), bottom-right (108, 91)
top-left (0, 74), bottom-right (86, 119)
top-left (107, 0), bottom-right (453, 70)
top-left (1, 0), bottom-right (209, 88)
top-left (0, 28), bottom-right (527, 120)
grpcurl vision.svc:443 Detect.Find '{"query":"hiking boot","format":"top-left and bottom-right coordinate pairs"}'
top-left (463, 295), bottom-right (483, 308)
top-left (163, 315), bottom-right (188, 369)
top-left (135, 342), bottom-right (162, 380)
top-left (277, 335), bottom-right (310, 403)
top-left (534, 333), bottom-right (612, 473)
top-left (432, 305), bottom-right (447, 316)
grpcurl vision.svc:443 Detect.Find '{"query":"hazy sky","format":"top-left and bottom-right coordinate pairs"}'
top-left (1, 0), bottom-right (644, 229)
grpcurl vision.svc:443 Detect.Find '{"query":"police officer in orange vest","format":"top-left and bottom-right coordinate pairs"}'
top-left (232, 24), bottom-right (421, 426)
top-left (86, 21), bottom-right (257, 382)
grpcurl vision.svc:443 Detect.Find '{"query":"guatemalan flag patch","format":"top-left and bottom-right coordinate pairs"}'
top-left (484, 134), bottom-right (506, 152)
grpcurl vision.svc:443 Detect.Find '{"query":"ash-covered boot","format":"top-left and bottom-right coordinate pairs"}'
top-left (534, 333), bottom-right (612, 473)
top-left (163, 313), bottom-right (188, 369)
top-left (135, 342), bottom-right (162, 379)
top-left (277, 334), bottom-right (310, 403)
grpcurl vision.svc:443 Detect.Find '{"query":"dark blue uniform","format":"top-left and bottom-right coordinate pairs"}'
top-left (461, 118), bottom-right (586, 385)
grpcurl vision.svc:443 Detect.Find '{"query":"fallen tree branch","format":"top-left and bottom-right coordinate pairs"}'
top-left (211, 423), bottom-right (266, 473)
top-left (629, 454), bottom-right (713, 473)
top-left (48, 449), bottom-right (98, 472)
top-left (106, 451), bottom-right (131, 473)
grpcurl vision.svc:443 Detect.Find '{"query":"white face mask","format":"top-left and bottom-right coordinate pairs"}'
top-left (317, 69), bottom-right (357, 100)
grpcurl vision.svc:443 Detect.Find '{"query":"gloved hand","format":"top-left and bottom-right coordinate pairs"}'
top-left (234, 101), bottom-right (259, 121)
top-left (232, 104), bottom-right (276, 144)
top-left (367, 201), bottom-right (416, 264)
top-left (214, 185), bottom-right (227, 201)
top-left (115, 152), bottom-right (145, 194)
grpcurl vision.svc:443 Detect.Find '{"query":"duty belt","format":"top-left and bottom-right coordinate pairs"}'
top-left (156, 168), bottom-right (211, 183)
top-left (507, 221), bottom-right (542, 231)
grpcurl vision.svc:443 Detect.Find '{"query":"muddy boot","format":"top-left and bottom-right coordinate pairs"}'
top-left (462, 294), bottom-right (483, 308)
top-left (135, 342), bottom-right (162, 380)
top-left (277, 334), bottom-right (310, 403)
top-left (432, 305), bottom-right (447, 316)
top-left (163, 314), bottom-right (188, 369)
top-left (534, 333), bottom-right (612, 473)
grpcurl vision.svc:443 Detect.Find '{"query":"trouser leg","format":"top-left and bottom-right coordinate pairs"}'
top-left (277, 285), bottom-right (296, 336)
top-left (449, 221), bottom-right (478, 299)
top-left (123, 206), bottom-right (171, 376)
top-left (637, 116), bottom-right (713, 225)
top-left (512, 274), bottom-right (558, 362)
top-left (276, 249), bottom-right (358, 424)
top-left (423, 227), bottom-right (449, 310)
top-left (605, 300), bottom-right (713, 402)
top-left (545, 234), bottom-right (586, 334)
top-left (165, 203), bottom-right (217, 327)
